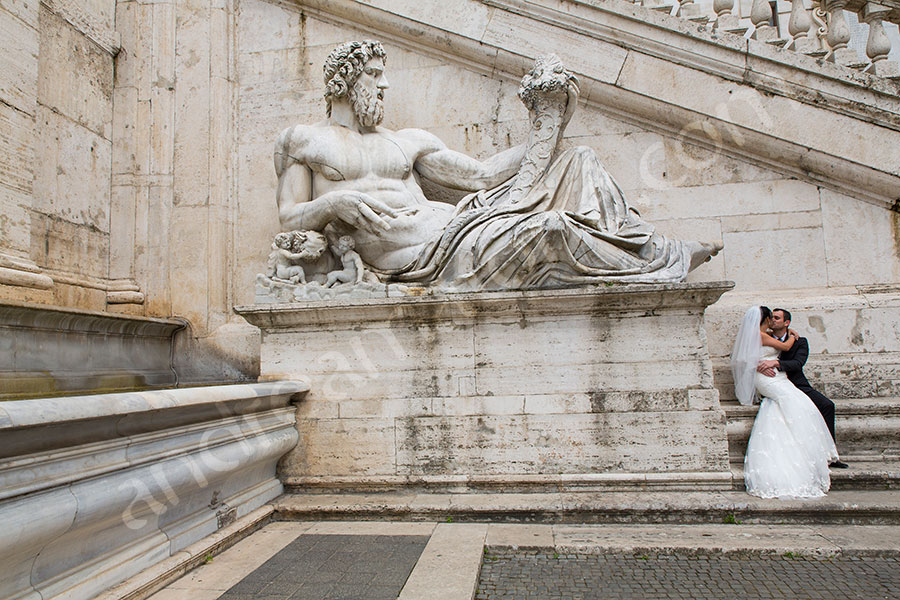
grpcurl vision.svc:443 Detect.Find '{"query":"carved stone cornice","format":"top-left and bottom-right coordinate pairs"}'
top-left (846, 0), bottom-right (900, 23)
top-left (40, 0), bottom-right (121, 57)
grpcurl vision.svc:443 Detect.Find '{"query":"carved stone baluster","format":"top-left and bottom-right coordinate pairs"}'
top-left (785, 0), bottom-right (819, 52)
top-left (808, 0), bottom-right (831, 56)
top-left (860, 2), bottom-right (900, 77)
top-left (751, 0), bottom-right (778, 41)
top-left (713, 0), bottom-right (746, 33)
top-left (822, 0), bottom-right (865, 65)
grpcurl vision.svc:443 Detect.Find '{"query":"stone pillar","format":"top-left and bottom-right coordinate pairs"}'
top-left (750, 0), bottom-right (778, 41)
top-left (112, 0), bottom-right (235, 322)
top-left (170, 0), bottom-right (236, 334)
top-left (712, 0), bottom-right (741, 31)
top-left (110, 0), bottom-right (174, 314)
top-left (0, 0), bottom-right (53, 294)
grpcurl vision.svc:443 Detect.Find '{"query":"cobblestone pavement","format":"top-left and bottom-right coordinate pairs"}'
top-left (475, 550), bottom-right (900, 600)
top-left (216, 534), bottom-right (429, 600)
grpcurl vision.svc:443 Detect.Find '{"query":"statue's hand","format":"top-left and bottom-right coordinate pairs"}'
top-left (561, 78), bottom-right (579, 132)
top-left (327, 192), bottom-right (399, 232)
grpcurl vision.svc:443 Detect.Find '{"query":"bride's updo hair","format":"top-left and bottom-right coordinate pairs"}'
top-left (760, 306), bottom-right (772, 324)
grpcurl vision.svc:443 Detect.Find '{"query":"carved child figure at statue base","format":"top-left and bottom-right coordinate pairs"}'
top-left (265, 230), bottom-right (330, 285)
top-left (266, 232), bottom-right (309, 284)
top-left (325, 235), bottom-right (365, 287)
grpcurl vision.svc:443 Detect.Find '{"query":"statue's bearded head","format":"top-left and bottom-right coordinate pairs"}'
top-left (324, 40), bottom-right (387, 126)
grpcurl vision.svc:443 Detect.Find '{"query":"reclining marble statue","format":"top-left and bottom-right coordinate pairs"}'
top-left (259, 40), bottom-right (721, 297)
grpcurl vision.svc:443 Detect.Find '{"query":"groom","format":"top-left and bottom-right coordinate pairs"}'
top-left (757, 308), bottom-right (849, 469)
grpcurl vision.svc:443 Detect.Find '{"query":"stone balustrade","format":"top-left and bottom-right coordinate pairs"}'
top-left (632, 0), bottom-right (900, 77)
top-left (0, 381), bottom-right (307, 600)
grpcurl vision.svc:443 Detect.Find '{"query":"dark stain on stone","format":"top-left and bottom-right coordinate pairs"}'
top-left (850, 310), bottom-right (865, 347)
top-left (892, 208), bottom-right (900, 262)
top-left (808, 315), bottom-right (826, 334)
top-left (476, 417), bottom-right (496, 436)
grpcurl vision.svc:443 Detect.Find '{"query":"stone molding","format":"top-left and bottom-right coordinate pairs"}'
top-left (40, 0), bottom-right (121, 57)
top-left (845, 0), bottom-right (900, 23)
top-left (0, 253), bottom-right (53, 290)
top-left (0, 301), bottom-right (185, 398)
top-left (289, 0), bottom-right (900, 207)
top-left (0, 381), bottom-right (307, 600)
top-left (0, 260), bottom-right (145, 303)
top-left (236, 280), bottom-right (735, 329)
top-left (41, 268), bottom-right (145, 304)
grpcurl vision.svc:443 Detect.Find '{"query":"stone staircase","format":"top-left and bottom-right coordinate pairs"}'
top-left (723, 397), bottom-right (900, 489)
top-left (271, 376), bottom-right (900, 526)
top-left (714, 358), bottom-right (900, 491)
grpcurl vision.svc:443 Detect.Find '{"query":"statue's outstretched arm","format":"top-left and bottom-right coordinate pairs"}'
top-left (408, 129), bottom-right (525, 192)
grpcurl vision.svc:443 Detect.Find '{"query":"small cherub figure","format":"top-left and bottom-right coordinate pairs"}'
top-left (325, 235), bottom-right (365, 287)
top-left (267, 232), bottom-right (308, 284)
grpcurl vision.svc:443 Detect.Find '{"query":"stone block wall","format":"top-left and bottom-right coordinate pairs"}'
top-left (238, 284), bottom-right (733, 491)
top-left (232, 0), bottom-right (900, 298)
top-left (0, 0), bottom-right (898, 386)
top-left (0, 0), bottom-right (117, 308)
top-left (229, 0), bottom-right (900, 383)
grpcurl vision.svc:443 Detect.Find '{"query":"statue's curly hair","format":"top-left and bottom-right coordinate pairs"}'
top-left (323, 40), bottom-right (387, 117)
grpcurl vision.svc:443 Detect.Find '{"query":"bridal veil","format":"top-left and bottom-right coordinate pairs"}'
top-left (731, 306), bottom-right (762, 406)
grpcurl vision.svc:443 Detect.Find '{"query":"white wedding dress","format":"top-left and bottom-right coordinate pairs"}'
top-left (743, 345), bottom-right (840, 499)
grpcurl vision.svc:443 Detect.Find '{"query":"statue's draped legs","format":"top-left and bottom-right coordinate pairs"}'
top-left (381, 146), bottom-right (697, 291)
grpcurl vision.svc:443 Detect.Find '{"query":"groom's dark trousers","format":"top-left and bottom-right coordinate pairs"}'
top-left (779, 336), bottom-right (836, 441)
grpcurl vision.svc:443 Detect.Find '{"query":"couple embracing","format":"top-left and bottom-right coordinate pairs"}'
top-left (731, 306), bottom-right (847, 499)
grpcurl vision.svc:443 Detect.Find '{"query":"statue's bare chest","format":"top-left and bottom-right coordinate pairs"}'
top-left (305, 130), bottom-right (413, 183)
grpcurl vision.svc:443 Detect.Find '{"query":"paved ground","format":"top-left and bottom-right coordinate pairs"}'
top-left (146, 520), bottom-right (900, 600)
top-left (218, 534), bottom-right (428, 600)
top-left (475, 550), bottom-right (900, 600)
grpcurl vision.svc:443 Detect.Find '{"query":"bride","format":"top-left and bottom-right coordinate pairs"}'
top-left (731, 306), bottom-right (839, 498)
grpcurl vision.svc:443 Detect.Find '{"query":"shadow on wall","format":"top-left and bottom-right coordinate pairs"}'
top-left (172, 319), bottom-right (262, 387)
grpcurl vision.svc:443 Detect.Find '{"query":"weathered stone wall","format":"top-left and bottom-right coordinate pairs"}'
top-left (233, 0), bottom-right (900, 298)
top-left (34, 1), bottom-right (116, 308)
top-left (229, 0), bottom-right (900, 389)
top-left (238, 284), bottom-right (733, 491)
top-left (0, 0), bottom-right (117, 308)
top-left (1, 0), bottom-right (898, 386)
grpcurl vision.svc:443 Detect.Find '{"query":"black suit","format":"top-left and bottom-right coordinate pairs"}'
top-left (779, 336), bottom-right (836, 441)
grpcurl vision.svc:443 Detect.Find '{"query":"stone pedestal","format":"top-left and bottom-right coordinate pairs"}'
top-left (236, 282), bottom-right (735, 492)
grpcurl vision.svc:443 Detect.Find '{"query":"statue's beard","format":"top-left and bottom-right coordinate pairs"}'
top-left (349, 84), bottom-right (384, 127)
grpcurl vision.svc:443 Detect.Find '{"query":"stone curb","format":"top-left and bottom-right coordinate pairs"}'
top-left (96, 506), bottom-right (275, 600)
top-left (274, 490), bottom-right (900, 525)
top-left (482, 544), bottom-right (900, 559)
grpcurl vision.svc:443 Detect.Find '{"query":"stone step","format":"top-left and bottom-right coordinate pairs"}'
top-left (274, 489), bottom-right (900, 525)
top-left (730, 460), bottom-right (900, 491)
top-left (722, 396), bottom-right (900, 463)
